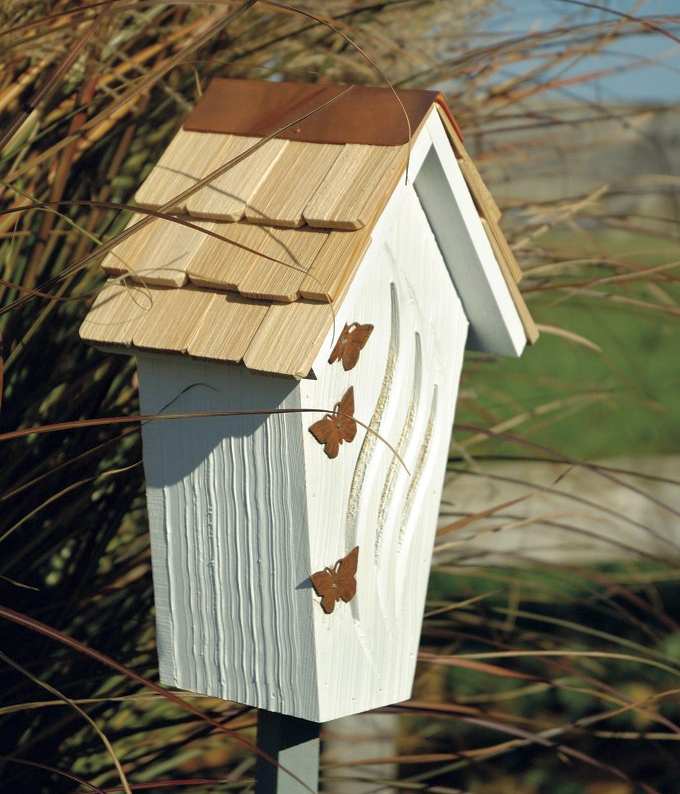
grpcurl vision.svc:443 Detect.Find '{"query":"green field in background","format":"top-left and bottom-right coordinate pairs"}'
top-left (458, 232), bottom-right (680, 460)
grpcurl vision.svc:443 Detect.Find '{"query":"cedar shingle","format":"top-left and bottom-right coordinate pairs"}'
top-left (187, 292), bottom-right (269, 362)
top-left (244, 141), bottom-right (342, 227)
top-left (135, 130), bottom-right (227, 212)
top-left (185, 136), bottom-right (287, 220)
top-left (302, 144), bottom-right (404, 230)
top-left (187, 223), bottom-right (327, 301)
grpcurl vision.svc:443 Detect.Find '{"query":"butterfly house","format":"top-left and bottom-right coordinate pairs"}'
top-left (80, 78), bottom-right (538, 723)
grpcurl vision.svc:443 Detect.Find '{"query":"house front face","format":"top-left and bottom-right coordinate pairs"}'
top-left (80, 78), bottom-right (536, 723)
top-left (300, 177), bottom-right (469, 720)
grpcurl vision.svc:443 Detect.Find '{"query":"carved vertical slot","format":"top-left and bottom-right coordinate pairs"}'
top-left (374, 332), bottom-right (422, 564)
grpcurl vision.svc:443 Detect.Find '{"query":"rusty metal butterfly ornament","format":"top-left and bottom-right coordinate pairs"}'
top-left (329, 322), bottom-right (374, 371)
top-left (310, 546), bottom-right (359, 614)
top-left (308, 386), bottom-right (357, 459)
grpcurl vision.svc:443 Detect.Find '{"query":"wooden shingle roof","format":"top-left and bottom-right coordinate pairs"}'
top-left (80, 79), bottom-right (535, 378)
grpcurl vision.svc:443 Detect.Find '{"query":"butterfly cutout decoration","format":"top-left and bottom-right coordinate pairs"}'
top-left (308, 386), bottom-right (357, 459)
top-left (329, 322), bottom-right (374, 371)
top-left (310, 546), bottom-right (359, 614)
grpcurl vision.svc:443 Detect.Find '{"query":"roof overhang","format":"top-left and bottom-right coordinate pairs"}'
top-left (412, 108), bottom-right (536, 357)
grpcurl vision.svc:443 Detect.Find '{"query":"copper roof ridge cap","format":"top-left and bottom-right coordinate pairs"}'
top-left (183, 77), bottom-right (462, 147)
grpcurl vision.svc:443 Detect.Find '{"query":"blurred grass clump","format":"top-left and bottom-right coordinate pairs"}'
top-left (1, 1), bottom-right (679, 792)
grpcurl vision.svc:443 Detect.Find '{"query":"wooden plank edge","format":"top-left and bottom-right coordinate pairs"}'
top-left (298, 233), bottom-right (372, 302)
top-left (353, 145), bottom-right (409, 229)
top-left (242, 210), bottom-right (306, 228)
top-left (484, 217), bottom-right (523, 283)
top-left (187, 273), bottom-right (240, 291)
top-left (238, 287), bottom-right (299, 303)
top-left (124, 272), bottom-right (188, 288)
top-left (186, 206), bottom-right (245, 222)
top-left (435, 105), bottom-right (503, 224)
top-left (80, 283), bottom-right (306, 374)
top-left (243, 240), bottom-right (361, 379)
top-left (295, 145), bottom-right (406, 303)
top-left (302, 215), bottom-right (365, 231)
top-left (133, 199), bottom-right (186, 214)
top-left (481, 219), bottom-right (538, 345)
top-left (456, 158), bottom-right (503, 225)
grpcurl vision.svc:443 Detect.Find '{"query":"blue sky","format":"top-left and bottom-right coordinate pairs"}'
top-left (488, 0), bottom-right (680, 103)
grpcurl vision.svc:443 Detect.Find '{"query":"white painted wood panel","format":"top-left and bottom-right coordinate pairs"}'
top-left (136, 355), bottom-right (319, 718)
top-left (300, 183), bottom-right (469, 721)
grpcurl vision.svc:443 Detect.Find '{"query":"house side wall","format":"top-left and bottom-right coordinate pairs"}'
top-left (136, 354), bottom-right (318, 718)
top-left (301, 180), bottom-right (469, 722)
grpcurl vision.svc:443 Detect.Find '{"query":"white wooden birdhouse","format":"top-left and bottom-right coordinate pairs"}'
top-left (80, 78), bottom-right (538, 723)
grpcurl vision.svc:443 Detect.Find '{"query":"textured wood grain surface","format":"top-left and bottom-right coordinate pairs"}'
top-left (298, 228), bottom-right (372, 301)
top-left (135, 130), bottom-right (227, 211)
top-left (100, 213), bottom-right (151, 276)
top-left (185, 222), bottom-right (266, 291)
top-left (131, 288), bottom-right (211, 353)
top-left (236, 227), bottom-right (328, 302)
top-left (137, 355), bottom-right (316, 716)
top-left (187, 223), bottom-right (327, 298)
top-left (244, 141), bottom-right (343, 227)
top-left (186, 135), bottom-right (287, 220)
top-left (302, 144), bottom-right (405, 229)
top-left (101, 215), bottom-right (217, 287)
top-left (186, 292), bottom-right (269, 362)
top-left (135, 127), bottom-right (409, 231)
top-left (79, 282), bottom-right (147, 346)
top-left (242, 298), bottom-right (338, 378)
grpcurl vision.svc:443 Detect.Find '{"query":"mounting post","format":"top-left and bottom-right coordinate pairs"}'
top-left (255, 710), bottom-right (321, 793)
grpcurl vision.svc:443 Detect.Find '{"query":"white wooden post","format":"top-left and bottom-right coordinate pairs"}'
top-left (255, 711), bottom-right (320, 794)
